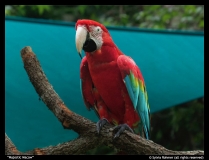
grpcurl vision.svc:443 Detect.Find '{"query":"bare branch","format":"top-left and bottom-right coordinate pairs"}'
top-left (24, 135), bottom-right (103, 155)
top-left (5, 133), bottom-right (24, 155)
top-left (5, 46), bottom-right (204, 155)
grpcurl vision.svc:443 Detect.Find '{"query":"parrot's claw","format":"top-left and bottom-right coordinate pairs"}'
top-left (96, 118), bottom-right (109, 134)
top-left (113, 124), bottom-right (134, 139)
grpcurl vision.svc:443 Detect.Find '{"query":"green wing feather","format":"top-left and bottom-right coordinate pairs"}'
top-left (124, 70), bottom-right (150, 139)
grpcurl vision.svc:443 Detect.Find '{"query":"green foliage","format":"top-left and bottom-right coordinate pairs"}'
top-left (5, 5), bottom-right (204, 154)
top-left (5, 5), bottom-right (51, 19)
top-left (5, 5), bottom-right (204, 30)
top-left (151, 98), bottom-right (204, 151)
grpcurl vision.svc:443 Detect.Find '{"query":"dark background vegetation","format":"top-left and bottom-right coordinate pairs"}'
top-left (5, 5), bottom-right (204, 154)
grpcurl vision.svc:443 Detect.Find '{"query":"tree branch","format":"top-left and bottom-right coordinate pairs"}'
top-left (5, 46), bottom-right (204, 155)
top-left (5, 134), bottom-right (24, 155)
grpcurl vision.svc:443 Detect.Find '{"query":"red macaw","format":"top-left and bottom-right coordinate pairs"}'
top-left (75, 19), bottom-right (150, 139)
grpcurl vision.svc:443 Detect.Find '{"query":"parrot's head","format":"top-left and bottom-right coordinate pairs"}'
top-left (75, 19), bottom-right (114, 58)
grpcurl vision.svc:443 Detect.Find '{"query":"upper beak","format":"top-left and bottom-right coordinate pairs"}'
top-left (75, 26), bottom-right (88, 58)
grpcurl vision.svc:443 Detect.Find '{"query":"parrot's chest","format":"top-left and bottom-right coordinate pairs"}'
top-left (88, 61), bottom-right (127, 117)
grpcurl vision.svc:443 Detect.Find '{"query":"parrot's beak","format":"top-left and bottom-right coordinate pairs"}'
top-left (75, 26), bottom-right (88, 59)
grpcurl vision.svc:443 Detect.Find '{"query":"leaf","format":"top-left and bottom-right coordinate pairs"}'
top-left (36, 5), bottom-right (51, 15)
top-left (162, 14), bottom-right (171, 23)
top-left (185, 5), bottom-right (196, 14)
top-left (199, 20), bottom-right (204, 28)
top-left (77, 5), bottom-right (87, 15)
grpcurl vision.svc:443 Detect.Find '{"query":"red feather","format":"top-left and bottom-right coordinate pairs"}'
top-left (78, 20), bottom-right (148, 135)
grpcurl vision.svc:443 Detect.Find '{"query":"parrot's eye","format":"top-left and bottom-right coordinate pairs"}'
top-left (89, 25), bottom-right (102, 34)
top-left (95, 26), bottom-right (102, 33)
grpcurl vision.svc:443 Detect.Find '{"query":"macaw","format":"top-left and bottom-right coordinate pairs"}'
top-left (75, 19), bottom-right (150, 139)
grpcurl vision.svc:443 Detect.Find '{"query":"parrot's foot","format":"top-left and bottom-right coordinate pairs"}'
top-left (113, 123), bottom-right (134, 139)
top-left (96, 118), bottom-right (109, 134)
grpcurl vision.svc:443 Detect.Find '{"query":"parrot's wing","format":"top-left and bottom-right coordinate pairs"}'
top-left (80, 57), bottom-right (100, 117)
top-left (117, 55), bottom-right (150, 139)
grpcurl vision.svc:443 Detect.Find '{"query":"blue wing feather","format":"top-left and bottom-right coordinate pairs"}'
top-left (124, 74), bottom-right (150, 139)
top-left (124, 75), bottom-right (138, 108)
top-left (137, 86), bottom-right (150, 139)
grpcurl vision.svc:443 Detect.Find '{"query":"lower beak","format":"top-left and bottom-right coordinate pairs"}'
top-left (75, 26), bottom-right (88, 58)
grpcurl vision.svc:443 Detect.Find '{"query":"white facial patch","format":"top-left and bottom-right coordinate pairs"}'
top-left (89, 25), bottom-right (103, 50)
